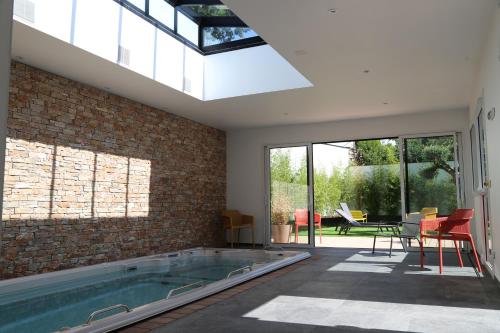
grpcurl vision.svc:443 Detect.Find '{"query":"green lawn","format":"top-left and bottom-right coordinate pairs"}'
top-left (295, 226), bottom-right (400, 237)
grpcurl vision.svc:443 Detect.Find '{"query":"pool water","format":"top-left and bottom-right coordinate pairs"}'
top-left (0, 255), bottom-right (257, 333)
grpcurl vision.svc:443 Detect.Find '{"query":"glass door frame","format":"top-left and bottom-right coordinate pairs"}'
top-left (264, 133), bottom-right (464, 248)
top-left (398, 132), bottom-right (463, 219)
top-left (472, 98), bottom-right (494, 271)
top-left (265, 143), bottom-right (315, 248)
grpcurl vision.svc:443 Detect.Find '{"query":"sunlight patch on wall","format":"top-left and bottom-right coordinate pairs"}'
top-left (2, 138), bottom-right (151, 220)
top-left (94, 153), bottom-right (128, 218)
top-left (2, 139), bottom-right (54, 220)
top-left (127, 158), bottom-right (151, 217)
top-left (52, 145), bottom-right (94, 219)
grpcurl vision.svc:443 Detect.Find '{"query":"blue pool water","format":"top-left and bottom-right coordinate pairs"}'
top-left (0, 255), bottom-right (259, 333)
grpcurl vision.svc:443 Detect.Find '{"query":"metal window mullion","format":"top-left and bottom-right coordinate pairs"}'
top-left (264, 146), bottom-right (271, 247)
top-left (453, 133), bottom-right (464, 208)
top-left (198, 22), bottom-right (203, 49)
top-left (174, 5), bottom-right (178, 34)
top-left (307, 144), bottom-right (315, 247)
top-left (398, 137), bottom-right (407, 219)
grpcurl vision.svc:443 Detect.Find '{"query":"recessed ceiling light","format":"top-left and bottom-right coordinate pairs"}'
top-left (328, 8), bottom-right (337, 14)
top-left (284, 112), bottom-right (289, 116)
top-left (16, 56), bottom-right (24, 61)
top-left (363, 70), bottom-right (370, 74)
top-left (383, 102), bottom-right (389, 105)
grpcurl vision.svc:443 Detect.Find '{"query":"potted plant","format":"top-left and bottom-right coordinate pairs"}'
top-left (271, 194), bottom-right (292, 243)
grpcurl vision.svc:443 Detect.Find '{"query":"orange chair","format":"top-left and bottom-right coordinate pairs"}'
top-left (420, 209), bottom-right (481, 274)
top-left (294, 209), bottom-right (322, 244)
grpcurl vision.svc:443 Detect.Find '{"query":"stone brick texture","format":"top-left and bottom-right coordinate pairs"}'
top-left (1, 62), bottom-right (226, 279)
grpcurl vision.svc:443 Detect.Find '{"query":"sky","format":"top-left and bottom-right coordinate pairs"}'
top-left (280, 142), bottom-right (354, 177)
top-left (281, 140), bottom-right (398, 177)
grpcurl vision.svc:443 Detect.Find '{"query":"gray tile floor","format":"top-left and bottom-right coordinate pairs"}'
top-left (152, 248), bottom-right (500, 333)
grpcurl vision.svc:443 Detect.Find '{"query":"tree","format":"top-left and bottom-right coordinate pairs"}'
top-left (313, 167), bottom-right (342, 216)
top-left (204, 27), bottom-right (254, 44)
top-left (185, 5), bottom-right (252, 45)
top-left (350, 140), bottom-right (399, 166)
top-left (405, 137), bottom-right (455, 181)
top-left (270, 150), bottom-right (294, 183)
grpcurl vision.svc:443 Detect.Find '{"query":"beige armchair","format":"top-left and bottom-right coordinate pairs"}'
top-left (221, 210), bottom-right (255, 248)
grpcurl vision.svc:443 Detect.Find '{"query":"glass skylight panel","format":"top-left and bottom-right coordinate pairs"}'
top-left (177, 12), bottom-right (199, 46)
top-left (126, 0), bottom-right (145, 11)
top-left (181, 4), bottom-right (234, 17)
top-left (14, 0), bottom-right (311, 101)
top-left (148, 0), bottom-right (174, 29)
top-left (203, 27), bottom-right (258, 47)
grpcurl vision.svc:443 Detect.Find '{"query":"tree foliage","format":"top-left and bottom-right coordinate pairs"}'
top-left (350, 140), bottom-right (399, 166)
top-left (405, 137), bottom-right (455, 181)
top-left (184, 5), bottom-right (251, 45)
top-left (270, 138), bottom-right (457, 220)
top-left (204, 27), bottom-right (253, 44)
top-left (270, 150), bottom-right (295, 184)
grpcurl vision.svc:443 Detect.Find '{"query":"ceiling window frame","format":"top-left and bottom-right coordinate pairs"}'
top-left (114, 0), bottom-right (266, 55)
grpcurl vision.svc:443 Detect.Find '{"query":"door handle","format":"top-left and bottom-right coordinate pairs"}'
top-left (484, 180), bottom-right (492, 188)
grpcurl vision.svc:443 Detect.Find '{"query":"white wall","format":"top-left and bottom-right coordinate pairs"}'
top-left (467, 5), bottom-right (500, 279)
top-left (227, 109), bottom-right (468, 244)
top-left (203, 45), bottom-right (312, 101)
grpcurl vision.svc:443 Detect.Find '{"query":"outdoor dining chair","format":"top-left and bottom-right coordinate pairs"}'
top-left (372, 213), bottom-right (423, 257)
top-left (420, 208), bottom-right (481, 274)
top-left (294, 209), bottom-right (322, 244)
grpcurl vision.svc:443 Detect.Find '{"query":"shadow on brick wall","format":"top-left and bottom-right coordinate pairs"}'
top-left (1, 62), bottom-right (226, 279)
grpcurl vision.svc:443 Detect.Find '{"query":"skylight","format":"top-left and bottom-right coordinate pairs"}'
top-left (117, 0), bottom-right (265, 55)
top-left (13, 0), bottom-right (312, 101)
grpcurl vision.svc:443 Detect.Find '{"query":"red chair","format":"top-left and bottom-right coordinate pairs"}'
top-left (294, 209), bottom-right (322, 244)
top-left (420, 209), bottom-right (481, 274)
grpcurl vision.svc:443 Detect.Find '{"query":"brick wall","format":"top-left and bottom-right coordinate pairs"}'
top-left (1, 62), bottom-right (226, 279)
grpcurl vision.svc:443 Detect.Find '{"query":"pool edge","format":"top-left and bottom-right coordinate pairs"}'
top-left (66, 248), bottom-right (311, 333)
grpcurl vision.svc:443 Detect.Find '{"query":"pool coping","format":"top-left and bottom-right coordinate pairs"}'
top-left (61, 248), bottom-right (311, 333)
top-left (116, 255), bottom-right (316, 333)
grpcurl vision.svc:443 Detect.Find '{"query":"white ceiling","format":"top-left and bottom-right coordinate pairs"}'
top-left (11, 0), bottom-right (496, 130)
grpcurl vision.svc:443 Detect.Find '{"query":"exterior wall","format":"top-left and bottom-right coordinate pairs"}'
top-left (467, 5), bottom-right (500, 279)
top-left (1, 62), bottom-right (226, 279)
top-left (227, 109), bottom-right (468, 245)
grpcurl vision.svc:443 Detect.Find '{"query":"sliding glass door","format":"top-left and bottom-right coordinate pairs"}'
top-left (402, 135), bottom-right (459, 216)
top-left (265, 134), bottom-right (463, 248)
top-left (267, 145), bottom-right (313, 246)
top-left (477, 109), bottom-right (493, 264)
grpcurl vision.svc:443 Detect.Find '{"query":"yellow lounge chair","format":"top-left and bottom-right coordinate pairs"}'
top-left (351, 210), bottom-right (368, 223)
